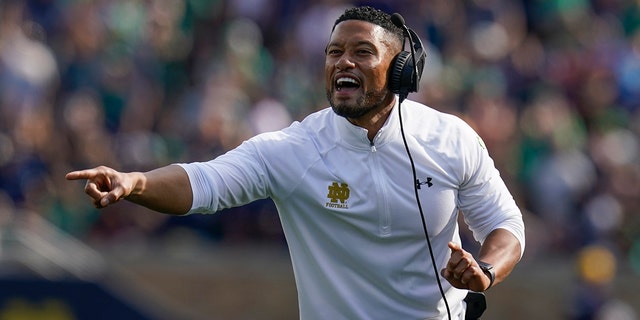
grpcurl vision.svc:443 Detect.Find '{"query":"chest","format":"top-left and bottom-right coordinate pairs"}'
top-left (283, 144), bottom-right (460, 237)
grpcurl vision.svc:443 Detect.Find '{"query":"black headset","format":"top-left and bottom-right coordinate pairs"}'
top-left (388, 13), bottom-right (426, 103)
top-left (389, 13), bottom-right (453, 320)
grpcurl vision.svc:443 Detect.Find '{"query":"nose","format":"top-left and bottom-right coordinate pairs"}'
top-left (335, 54), bottom-right (355, 71)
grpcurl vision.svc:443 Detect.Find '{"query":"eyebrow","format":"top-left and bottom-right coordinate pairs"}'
top-left (326, 40), bottom-right (377, 49)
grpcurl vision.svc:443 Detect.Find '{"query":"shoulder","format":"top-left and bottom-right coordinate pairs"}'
top-left (251, 107), bottom-right (333, 142)
top-left (243, 107), bottom-right (334, 157)
top-left (402, 99), bottom-right (479, 145)
top-left (401, 100), bottom-right (489, 179)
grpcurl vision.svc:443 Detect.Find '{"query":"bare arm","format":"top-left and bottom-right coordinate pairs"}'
top-left (65, 165), bottom-right (192, 215)
top-left (441, 228), bottom-right (522, 292)
top-left (476, 228), bottom-right (522, 287)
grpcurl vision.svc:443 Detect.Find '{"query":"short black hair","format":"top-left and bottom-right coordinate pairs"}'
top-left (332, 6), bottom-right (404, 45)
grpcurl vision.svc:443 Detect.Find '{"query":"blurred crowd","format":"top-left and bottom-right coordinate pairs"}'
top-left (0, 0), bottom-right (639, 310)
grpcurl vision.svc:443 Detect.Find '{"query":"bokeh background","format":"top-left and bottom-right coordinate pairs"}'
top-left (0, 0), bottom-right (639, 319)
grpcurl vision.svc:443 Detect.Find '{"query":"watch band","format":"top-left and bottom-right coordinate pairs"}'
top-left (477, 261), bottom-right (495, 290)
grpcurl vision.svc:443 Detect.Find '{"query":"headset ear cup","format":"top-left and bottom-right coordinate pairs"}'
top-left (389, 51), bottom-right (410, 94)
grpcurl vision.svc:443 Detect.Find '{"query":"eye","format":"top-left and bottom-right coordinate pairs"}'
top-left (326, 48), bottom-right (342, 55)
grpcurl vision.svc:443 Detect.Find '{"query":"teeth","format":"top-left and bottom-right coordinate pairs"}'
top-left (336, 77), bottom-right (359, 86)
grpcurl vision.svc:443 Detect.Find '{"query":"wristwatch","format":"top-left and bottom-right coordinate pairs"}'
top-left (477, 261), bottom-right (495, 290)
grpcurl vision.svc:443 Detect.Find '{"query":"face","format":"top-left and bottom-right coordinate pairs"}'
top-left (325, 20), bottom-right (399, 119)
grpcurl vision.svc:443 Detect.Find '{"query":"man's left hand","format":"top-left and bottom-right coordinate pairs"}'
top-left (441, 242), bottom-right (491, 292)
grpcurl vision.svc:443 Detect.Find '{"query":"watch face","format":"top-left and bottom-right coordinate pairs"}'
top-left (478, 261), bottom-right (493, 271)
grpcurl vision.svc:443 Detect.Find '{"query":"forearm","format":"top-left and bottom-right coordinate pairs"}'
top-left (126, 164), bottom-right (193, 215)
top-left (477, 228), bottom-right (522, 287)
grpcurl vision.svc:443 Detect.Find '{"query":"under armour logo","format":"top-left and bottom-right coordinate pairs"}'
top-left (416, 177), bottom-right (433, 189)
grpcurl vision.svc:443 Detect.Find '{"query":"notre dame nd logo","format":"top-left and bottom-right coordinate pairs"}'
top-left (326, 181), bottom-right (350, 209)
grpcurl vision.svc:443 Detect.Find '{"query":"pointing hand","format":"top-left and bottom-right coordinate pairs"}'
top-left (65, 166), bottom-right (136, 208)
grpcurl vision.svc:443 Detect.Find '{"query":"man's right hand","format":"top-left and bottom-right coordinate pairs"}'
top-left (66, 164), bottom-right (191, 215)
top-left (65, 166), bottom-right (142, 208)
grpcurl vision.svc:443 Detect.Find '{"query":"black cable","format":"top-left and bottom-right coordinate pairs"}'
top-left (397, 98), bottom-right (452, 320)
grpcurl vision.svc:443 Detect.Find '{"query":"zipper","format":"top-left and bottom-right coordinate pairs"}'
top-left (369, 140), bottom-right (391, 236)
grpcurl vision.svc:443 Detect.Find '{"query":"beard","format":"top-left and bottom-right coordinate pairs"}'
top-left (327, 87), bottom-right (393, 119)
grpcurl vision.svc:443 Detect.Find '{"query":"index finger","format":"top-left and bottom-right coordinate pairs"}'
top-left (446, 242), bottom-right (464, 268)
top-left (448, 241), bottom-right (462, 252)
top-left (65, 169), bottom-right (100, 180)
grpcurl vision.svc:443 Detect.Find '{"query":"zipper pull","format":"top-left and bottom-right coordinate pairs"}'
top-left (370, 140), bottom-right (377, 152)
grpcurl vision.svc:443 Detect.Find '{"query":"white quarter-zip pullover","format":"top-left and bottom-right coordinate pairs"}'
top-left (179, 98), bottom-right (525, 319)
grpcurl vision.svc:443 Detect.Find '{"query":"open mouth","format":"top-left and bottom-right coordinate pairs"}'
top-left (335, 76), bottom-right (361, 91)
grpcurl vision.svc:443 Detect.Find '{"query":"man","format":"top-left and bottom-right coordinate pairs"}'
top-left (67, 6), bottom-right (524, 319)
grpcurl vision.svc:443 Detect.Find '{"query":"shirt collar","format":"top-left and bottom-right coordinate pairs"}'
top-left (334, 97), bottom-right (401, 149)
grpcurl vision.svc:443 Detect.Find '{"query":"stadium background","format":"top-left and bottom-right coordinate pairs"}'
top-left (0, 0), bottom-right (639, 319)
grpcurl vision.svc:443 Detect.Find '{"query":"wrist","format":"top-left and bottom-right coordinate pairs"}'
top-left (477, 261), bottom-right (495, 290)
top-left (128, 172), bottom-right (147, 197)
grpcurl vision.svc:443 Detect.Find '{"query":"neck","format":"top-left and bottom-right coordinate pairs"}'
top-left (347, 96), bottom-right (396, 141)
